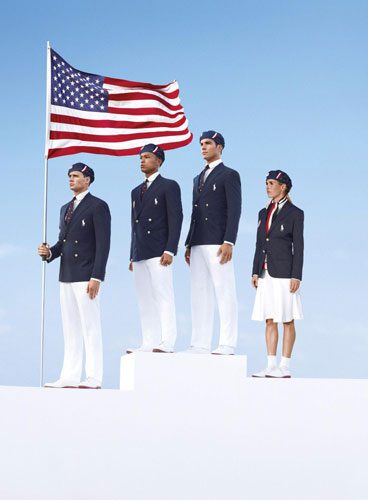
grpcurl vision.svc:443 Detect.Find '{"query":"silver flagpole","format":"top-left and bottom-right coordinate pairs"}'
top-left (40, 41), bottom-right (51, 387)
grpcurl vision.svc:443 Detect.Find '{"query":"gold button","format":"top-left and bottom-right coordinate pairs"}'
top-left (148, 218), bottom-right (152, 222)
top-left (205, 203), bottom-right (209, 207)
top-left (136, 219), bottom-right (139, 223)
top-left (147, 231), bottom-right (151, 234)
top-left (74, 253), bottom-right (78, 257)
top-left (75, 240), bottom-right (78, 244)
top-left (266, 238), bottom-right (270, 242)
top-left (60, 252), bottom-right (63, 256)
top-left (262, 250), bottom-right (266, 254)
top-left (194, 204), bottom-right (198, 207)
top-left (205, 218), bottom-right (208, 221)
top-left (63, 239), bottom-right (66, 243)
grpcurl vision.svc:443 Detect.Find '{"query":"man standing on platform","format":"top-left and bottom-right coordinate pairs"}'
top-left (184, 131), bottom-right (242, 355)
top-left (38, 163), bottom-right (111, 389)
top-left (127, 144), bottom-right (183, 354)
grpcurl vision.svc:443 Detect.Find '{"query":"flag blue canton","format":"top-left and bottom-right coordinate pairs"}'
top-left (50, 49), bottom-right (108, 113)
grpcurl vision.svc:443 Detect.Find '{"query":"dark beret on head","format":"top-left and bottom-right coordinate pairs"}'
top-left (68, 162), bottom-right (95, 183)
top-left (140, 143), bottom-right (165, 164)
top-left (199, 130), bottom-right (225, 148)
top-left (266, 170), bottom-right (292, 191)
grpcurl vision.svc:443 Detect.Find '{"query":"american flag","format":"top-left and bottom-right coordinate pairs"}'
top-left (47, 48), bottom-right (193, 158)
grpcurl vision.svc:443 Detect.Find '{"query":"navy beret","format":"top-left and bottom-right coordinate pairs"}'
top-left (68, 162), bottom-right (95, 184)
top-left (199, 130), bottom-right (225, 148)
top-left (266, 170), bottom-right (292, 191)
top-left (140, 143), bottom-right (165, 164)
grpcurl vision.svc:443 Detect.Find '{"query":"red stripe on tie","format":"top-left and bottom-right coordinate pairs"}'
top-left (266, 203), bottom-right (276, 234)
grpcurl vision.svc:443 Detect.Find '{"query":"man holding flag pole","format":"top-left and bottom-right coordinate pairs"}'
top-left (39, 42), bottom-right (192, 386)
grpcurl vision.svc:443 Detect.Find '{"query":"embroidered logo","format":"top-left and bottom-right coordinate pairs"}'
top-left (82, 219), bottom-right (86, 227)
top-left (213, 184), bottom-right (216, 191)
top-left (154, 198), bottom-right (158, 205)
top-left (280, 224), bottom-right (284, 231)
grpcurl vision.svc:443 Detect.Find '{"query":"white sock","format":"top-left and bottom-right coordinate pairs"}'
top-left (267, 355), bottom-right (277, 368)
top-left (280, 356), bottom-right (291, 368)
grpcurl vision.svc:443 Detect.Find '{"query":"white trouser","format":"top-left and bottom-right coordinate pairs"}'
top-left (59, 282), bottom-right (103, 383)
top-left (133, 257), bottom-right (177, 349)
top-left (190, 245), bottom-right (238, 349)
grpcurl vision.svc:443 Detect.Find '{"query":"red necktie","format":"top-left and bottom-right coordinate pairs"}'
top-left (140, 179), bottom-right (149, 200)
top-left (198, 166), bottom-right (210, 191)
top-left (65, 197), bottom-right (76, 224)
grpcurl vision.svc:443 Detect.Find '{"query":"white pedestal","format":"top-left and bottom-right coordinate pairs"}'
top-left (120, 352), bottom-right (247, 391)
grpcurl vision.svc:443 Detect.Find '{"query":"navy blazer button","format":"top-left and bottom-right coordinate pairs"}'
top-left (147, 231), bottom-right (151, 234)
top-left (60, 252), bottom-right (63, 256)
top-left (75, 240), bottom-right (78, 244)
top-left (63, 239), bottom-right (66, 243)
top-left (266, 238), bottom-right (270, 242)
top-left (205, 218), bottom-right (208, 221)
top-left (194, 204), bottom-right (198, 207)
top-left (148, 218), bottom-right (152, 222)
top-left (136, 219), bottom-right (139, 223)
top-left (74, 253), bottom-right (78, 258)
top-left (205, 203), bottom-right (209, 207)
top-left (262, 250), bottom-right (266, 254)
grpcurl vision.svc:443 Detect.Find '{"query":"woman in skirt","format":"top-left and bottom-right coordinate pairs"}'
top-left (251, 170), bottom-right (304, 378)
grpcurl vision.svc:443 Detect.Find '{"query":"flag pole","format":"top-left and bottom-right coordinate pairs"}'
top-left (40, 41), bottom-right (51, 387)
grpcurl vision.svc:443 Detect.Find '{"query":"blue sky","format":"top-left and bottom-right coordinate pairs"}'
top-left (0, 0), bottom-right (367, 388)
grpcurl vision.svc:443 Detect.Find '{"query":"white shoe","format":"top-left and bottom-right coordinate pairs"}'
top-left (266, 366), bottom-right (291, 378)
top-left (211, 345), bottom-right (235, 355)
top-left (252, 366), bottom-right (276, 378)
top-left (78, 377), bottom-right (101, 389)
top-left (126, 346), bottom-right (154, 354)
top-left (44, 379), bottom-right (79, 388)
top-left (182, 346), bottom-right (210, 354)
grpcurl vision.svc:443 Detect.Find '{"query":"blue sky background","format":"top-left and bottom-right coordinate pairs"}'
top-left (0, 0), bottom-right (367, 388)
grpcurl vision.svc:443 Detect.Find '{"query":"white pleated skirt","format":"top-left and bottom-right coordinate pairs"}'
top-left (251, 270), bottom-right (304, 323)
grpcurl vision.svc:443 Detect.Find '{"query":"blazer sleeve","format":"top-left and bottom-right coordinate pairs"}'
top-left (252, 211), bottom-right (263, 276)
top-left (48, 206), bottom-right (65, 263)
top-left (165, 181), bottom-right (183, 255)
top-left (291, 209), bottom-right (304, 281)
top-left (223, 170), bottom-right (242, 244)
top-left (91, 201), bottom-right (111, 281)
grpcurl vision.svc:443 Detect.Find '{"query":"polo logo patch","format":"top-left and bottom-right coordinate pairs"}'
top-left (154, 198), bottom-right (158, 205)
top-left (82, 219), bottom-right (86, 227)
top-left (213, 184), bottom-right (216, 191)
top-left (280, 224), bottom-right (284, 231)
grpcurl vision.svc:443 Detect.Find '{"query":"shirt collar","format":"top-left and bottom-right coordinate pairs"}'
top-left (75, 190), bottom-right (89, 202)
top-left (145, 171), bottom-right (160, 183)
top-left (266, 195), bottom-right (288, 209)
top-left (206, 159), bottom-right (222, 170)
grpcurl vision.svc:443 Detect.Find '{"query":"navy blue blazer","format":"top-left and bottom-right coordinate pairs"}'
top-left (130, 175), bottom-right (183, 262)
top-left (185, 163), bottom-right (242, 247)
top-left (252, 201), bottom-right (304, 280)
top-left (48, 193), bottom-right (111, 282)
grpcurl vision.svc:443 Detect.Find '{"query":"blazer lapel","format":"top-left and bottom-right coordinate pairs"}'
top-left (198, 163), bottom-right (224, 197)
top-left (65, 193), bottom-right (91, 235)
top-left (268, 201), bottom-right (292, 235)
top-left (136, 175), bottom-right (163, 216)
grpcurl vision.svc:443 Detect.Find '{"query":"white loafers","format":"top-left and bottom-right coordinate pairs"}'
top-left (78, 377), bottom-right (102, 389)
top-left (44, 379), bottom-right (79, 389)
top-left (211, 345), bottom-right (235, 355)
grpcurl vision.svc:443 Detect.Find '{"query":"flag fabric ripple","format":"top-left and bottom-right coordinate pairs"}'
top-left (47, 49), bottom-right (193, 159)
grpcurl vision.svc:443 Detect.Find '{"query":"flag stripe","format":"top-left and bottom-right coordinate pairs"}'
top-left (50, 113), bottom-right (187, 130)
top-left (50, 128), bottom-right (190, 143)
top-left (48, 135), bottom-right (193, 158)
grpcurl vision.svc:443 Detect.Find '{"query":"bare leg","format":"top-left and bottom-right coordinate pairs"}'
top-left (265, 319), bottom-right (278, 355)
top-left (282, 320), bottom-right (296, 358)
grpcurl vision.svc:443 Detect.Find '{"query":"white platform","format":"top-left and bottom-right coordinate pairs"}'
top-left (0, 361), bottom-right (367, 499)
top-left (120, 352), bottom-right (247, 390)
